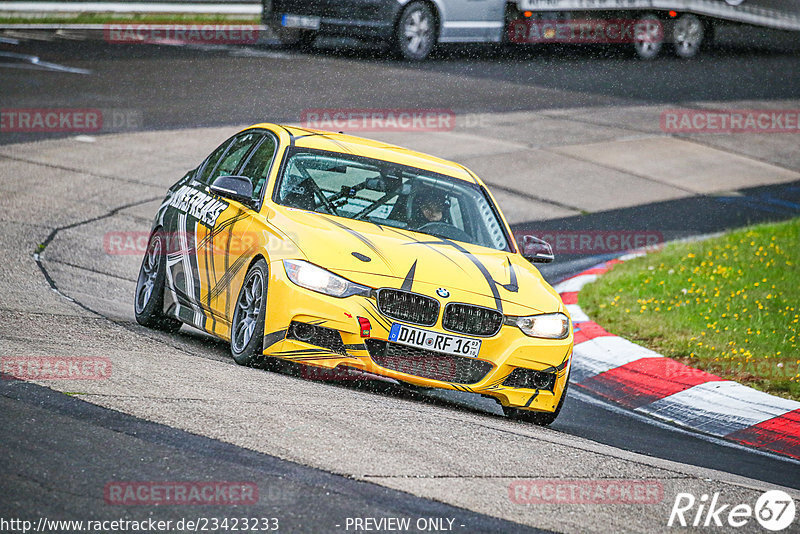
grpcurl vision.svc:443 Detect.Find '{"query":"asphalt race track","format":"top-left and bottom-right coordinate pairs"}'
top-left (2, 30), bottom-right (800, 533)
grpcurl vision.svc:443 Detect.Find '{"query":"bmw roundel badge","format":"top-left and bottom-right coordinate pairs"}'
top-left (436, 288), bottom-right (450, 298)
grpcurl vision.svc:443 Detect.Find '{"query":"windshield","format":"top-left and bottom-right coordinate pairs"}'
top-left (273, 149), bottom-right (511, 251)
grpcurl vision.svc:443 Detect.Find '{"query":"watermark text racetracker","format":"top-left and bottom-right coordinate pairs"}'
top-left (509, 479), bottom-right (664, 505)
top-left (508, 18), bottom-right (663, 44)
top-left (661, 109), bottom-right (800, 134)
top-left (104, 230), bottom-right (301, 256)
top-left (514, 230), bottom-right (663, 256)
top-left (104, 24), bottom-right (260, 45)
top-left (0, 108), bottom-right (142, 133)
top-left (104, 481), bottom-right (258, 505)
top-left (1, 357), bottom-right (111, 380)
top-left (0, 517), bottom-right (280, 533)
top-left (301, 109), bottom-right (456, 132)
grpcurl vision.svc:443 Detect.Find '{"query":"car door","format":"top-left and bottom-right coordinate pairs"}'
top-left (163, 131), bottom-right (263, 332)
top-left (199, 132), bottom-right (279, 333)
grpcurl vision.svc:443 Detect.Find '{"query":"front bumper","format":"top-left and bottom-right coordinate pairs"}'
top-left (263, 259), bottom-right (573, 413)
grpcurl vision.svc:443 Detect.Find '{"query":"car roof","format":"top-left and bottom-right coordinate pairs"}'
top-left (242, 123), bottom-right (479, 184)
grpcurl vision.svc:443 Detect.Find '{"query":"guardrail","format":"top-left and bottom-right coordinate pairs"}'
top-left (0, 2), bottom-right (260, 13)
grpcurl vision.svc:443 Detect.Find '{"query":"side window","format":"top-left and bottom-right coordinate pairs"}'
top-left (207, 132), bottom-right (263, 185)
top-left (239, 135), bottom-right (277, 200)
top-left (196, 139), bottom-right (232, 185)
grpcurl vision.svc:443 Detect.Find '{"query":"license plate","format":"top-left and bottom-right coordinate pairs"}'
top-left (389, 323), bottom-right (481, 358)
top-left (281, 14), bottom-right (321, 30)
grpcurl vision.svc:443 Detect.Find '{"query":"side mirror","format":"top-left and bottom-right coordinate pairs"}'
top-left (210, 175), bottom-right (254, 207)
top-left (521, 235), bottom-right (554, 264)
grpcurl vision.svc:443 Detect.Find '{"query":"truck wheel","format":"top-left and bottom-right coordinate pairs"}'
top-left (633, 13), bottom-right (664, 60)
top-left (395, 2), bottom-right (436, 61)
top-left (672, 14), bottom-right (704, 58)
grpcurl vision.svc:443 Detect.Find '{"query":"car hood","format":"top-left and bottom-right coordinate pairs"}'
top-left (271, 208), bottom-right (562, 315)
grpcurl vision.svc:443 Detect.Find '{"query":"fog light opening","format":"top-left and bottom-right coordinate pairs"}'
top-left (292, 322), bottom-right (316, 342)
top-left (532, 371), bottom-right (554, 390)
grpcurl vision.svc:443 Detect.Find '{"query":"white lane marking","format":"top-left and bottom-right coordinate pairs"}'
top-left (638, 381), bottom-right (800, 436)
top-left (0, 51), bottom-right (91, 74)
top-left (569, 389), bottom-right (800, 466)
top-left (573, 335), bottom-right (661, 378)
top-left (554, 273), bottom-right (597, 293)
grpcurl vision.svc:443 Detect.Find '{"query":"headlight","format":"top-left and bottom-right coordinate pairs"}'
top-left (505, 312), bottom-right (570, 339)
top-left (283, 259), bottom-right (371, 298)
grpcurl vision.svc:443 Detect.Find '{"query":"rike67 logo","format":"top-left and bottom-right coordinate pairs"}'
top-left (668, 490), bottom-right (796, 531)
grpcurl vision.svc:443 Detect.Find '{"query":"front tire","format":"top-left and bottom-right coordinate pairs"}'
top-left (633, 13), bottom-right (664, 60)
top-left (230, 259), bottom-right (268, 366)
top-left (134, 229), bottom-right (182, 333)
top-left (395, 2), bottom-right (436, 61)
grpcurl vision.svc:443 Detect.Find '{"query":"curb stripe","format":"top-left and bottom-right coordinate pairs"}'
top-left (554, 273), bottom-right (598, 293)
top-left (637, 381), bottom-right (800, 436)
top-left (560, 250), bottom-right (800, 460)
top-left (560, 291), bottom-right (578, 305)
top-left (726, 409), bottom-right (800, 459)
top-left (571, 336), bottom-right (661, 384)
top-left (577, 357), bottom-right (725, 409)
top-left (573, 321), bottom-right (613, 345)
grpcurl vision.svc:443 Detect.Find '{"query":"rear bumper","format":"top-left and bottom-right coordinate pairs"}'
top-left (267, 0), bottom-right (401, 40)
top-left (262, 259), bottom-right (573, 413)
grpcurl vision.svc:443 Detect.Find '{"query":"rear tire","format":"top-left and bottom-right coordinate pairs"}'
top-left (134, 229), bottom-right (182, 333)
top-left (395, 2), bottom-right (436, 61)
top-left (230, 259), bottom-right (269, 366)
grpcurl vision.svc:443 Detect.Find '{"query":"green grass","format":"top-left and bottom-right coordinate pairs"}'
top-left (580, 217), bottom-right (800, 401)
top-left (0, 13), bottom-right (260, 25)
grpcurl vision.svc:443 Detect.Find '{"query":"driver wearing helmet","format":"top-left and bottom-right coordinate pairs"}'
top-left (411, 189), bottom-right (449, 228)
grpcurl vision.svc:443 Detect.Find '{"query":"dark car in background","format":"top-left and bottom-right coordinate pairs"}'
top-left (261, 0), bottom-right (506, 60)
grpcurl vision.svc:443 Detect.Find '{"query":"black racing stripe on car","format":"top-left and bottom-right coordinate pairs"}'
top-left (263, 328), bottom-right (288, 350)
top-left (319, 217), bottom-right (393, 269)
top-left (194, 212), bottom-right (249, 250)
top-left (524, 391), bottom-right (539, 408)
top-left (224, 220), bottom-right (235, 316)
top-left (208, 244), bottom-right (259, 301)
top-left (412, 236), bottom-right (506, 313)
top-left (385, 227), bottom-right (470, 275)
top-left (487, 376), bottom-right (507, 388)
top-left (360, 303), bottom-right (392, 332)
top-left (400, 260), bottom-right (417, 292)
top-left (202, 225), bottom-right (216, 333)
top-left (499, 257), bottom-right (518, 293)
top-left (290, 355), bottom-right (354, 362)
top-left (273, 349), bottom-right (331, 357)
top-left (184, 213), bottom-right (207, 330)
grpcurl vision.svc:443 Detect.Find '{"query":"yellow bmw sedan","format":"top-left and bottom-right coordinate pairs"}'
top-left (134, 123), bottom-right (573, 424)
